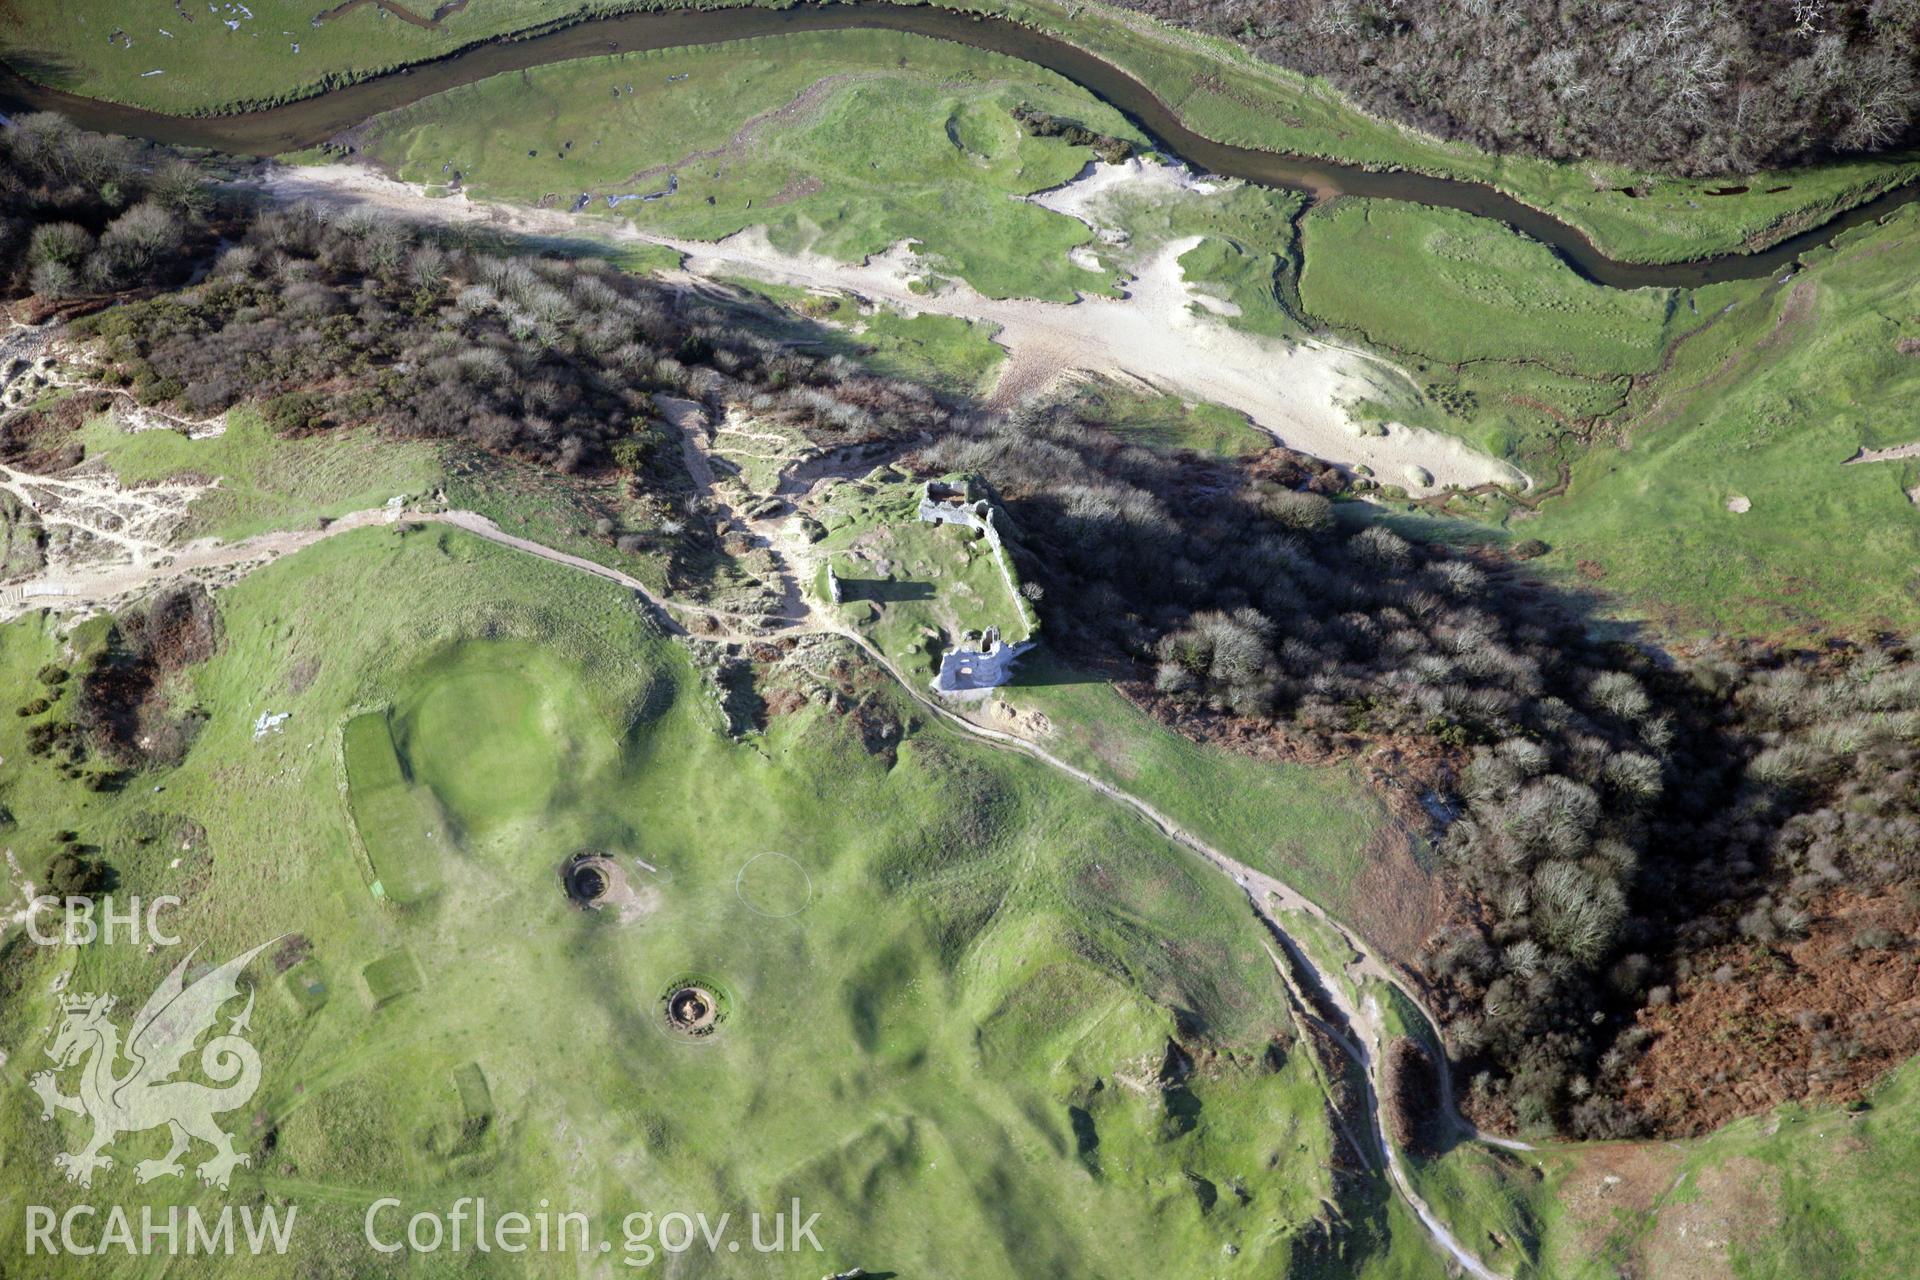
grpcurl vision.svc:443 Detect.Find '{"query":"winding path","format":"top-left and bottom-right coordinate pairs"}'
top-left (466, 507), bottom-right (1520, 1278)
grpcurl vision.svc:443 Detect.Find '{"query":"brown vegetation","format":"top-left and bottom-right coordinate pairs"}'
top-left (75, 584), bottom-right (220, 768)
top-left (1384, 1037), bottom-right (1439, 1156)
top-left (0, 390), bottom-right (110, 473)
top-left (69, 204), bottom-right (945, 481)
top-left (1621, 884), bottom-right (1920, 1134)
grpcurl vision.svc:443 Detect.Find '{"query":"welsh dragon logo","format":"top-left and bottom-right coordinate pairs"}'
top-left (30, 941), bottom-right (275, 1190)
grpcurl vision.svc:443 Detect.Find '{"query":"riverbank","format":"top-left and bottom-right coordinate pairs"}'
top-left (4, 0), bottom-right (1918, 272)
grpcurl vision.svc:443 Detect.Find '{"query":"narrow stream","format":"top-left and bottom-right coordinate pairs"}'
top-left (4, 1), bottom-right (1917, 288)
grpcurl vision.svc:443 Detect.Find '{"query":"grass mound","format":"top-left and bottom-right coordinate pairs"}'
top-left (387, 640), bottom-right (613, 837)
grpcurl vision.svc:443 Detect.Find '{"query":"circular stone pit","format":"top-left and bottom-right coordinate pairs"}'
top-left (561, 851), bottom-right (620, 908)
top-left (666, 986), bottom-right (717, 1033)
top-left (657, 974), bottom-right (732, 1041)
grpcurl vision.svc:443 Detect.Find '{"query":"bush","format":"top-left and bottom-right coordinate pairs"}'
top-left (148, 160), bottom-right (214, 218)
top-left (131, 371), bottom-right (184, 406)
top-left (90, 201), bottom-right (185, 288)
top-left (43, 851), bottom-right (112, 899)
top-left (27, 221), bottom-right (94, 269)
top-left (29, 259), bottom-right (79, 299)
top-left (1260, 487), bottom-right (1335, 532)
top-left (262, 391), bottom-right (328, 435)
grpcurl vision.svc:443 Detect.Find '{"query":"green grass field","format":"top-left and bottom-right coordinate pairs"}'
top-left (1300, 200), bottom-right (1687, 376)
top-left (361, 31), bottom-right (1148, 301)
top-left (70, 401), bottom-right (711, 598)
top-left (1293, 198), bottom-right (1766, 480)
top-left (1525, 206), bottom-right (1920, 635)
top-left (76, 405), bottom-right (446, 542)
top-left (837, 308), bottom-right (1007, 393)
top-left (993, 651), bottom-right (1390, 921)
top-left (721, 276), bottom-right (1009, 395)
top-left (1276, 196), bottom-right (1919, 638)
top-left (1068, 378), bottom-right (1275, 457)
top-left (0, 523), bottom-right (1387, 1276)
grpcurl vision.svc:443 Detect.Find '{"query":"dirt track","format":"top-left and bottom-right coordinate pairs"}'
top-left (1845, 439), bottom-right (1920, 465)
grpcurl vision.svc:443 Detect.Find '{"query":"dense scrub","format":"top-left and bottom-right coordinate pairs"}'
top-left (1010, 103), bottom-right (1137, 164)
top-left (0, 113), bottom-right (215, 300)
top-left (1119, 0), bottom-right (1920, 174)
top-left (68, 206), bottom-right (947, 480)
top-left (914, 403), bottom-right (1920, 1137)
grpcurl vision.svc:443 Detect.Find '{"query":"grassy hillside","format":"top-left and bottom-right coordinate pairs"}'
top-left (1294, 198), bottom-right (1767, 480)
top-left (74, 405), bottom-right (446, 542)
top-left (1066, 379), bottom-right (1275, 457)
top-left (1301, 200), bottom-right (1687, 376)
top-left (1527, 206), bottom-right (1920, 635)
top-left (1281, 195), bottom-right (1918, 637)
top-left (0, 524), bottom-right (1376, 1275)
top-left (991, 652), bottom-right (1391, 924)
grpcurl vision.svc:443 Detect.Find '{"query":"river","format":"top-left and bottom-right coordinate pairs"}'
top-left (3, 1), bottom-right (1917, 289)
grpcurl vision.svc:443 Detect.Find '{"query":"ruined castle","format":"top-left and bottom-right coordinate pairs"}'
top-left (916, 479), bottom-right (1038, 696)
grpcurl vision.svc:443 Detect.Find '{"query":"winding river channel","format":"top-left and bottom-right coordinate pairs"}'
top-left (4, 1), bottom-right (1918, 289)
